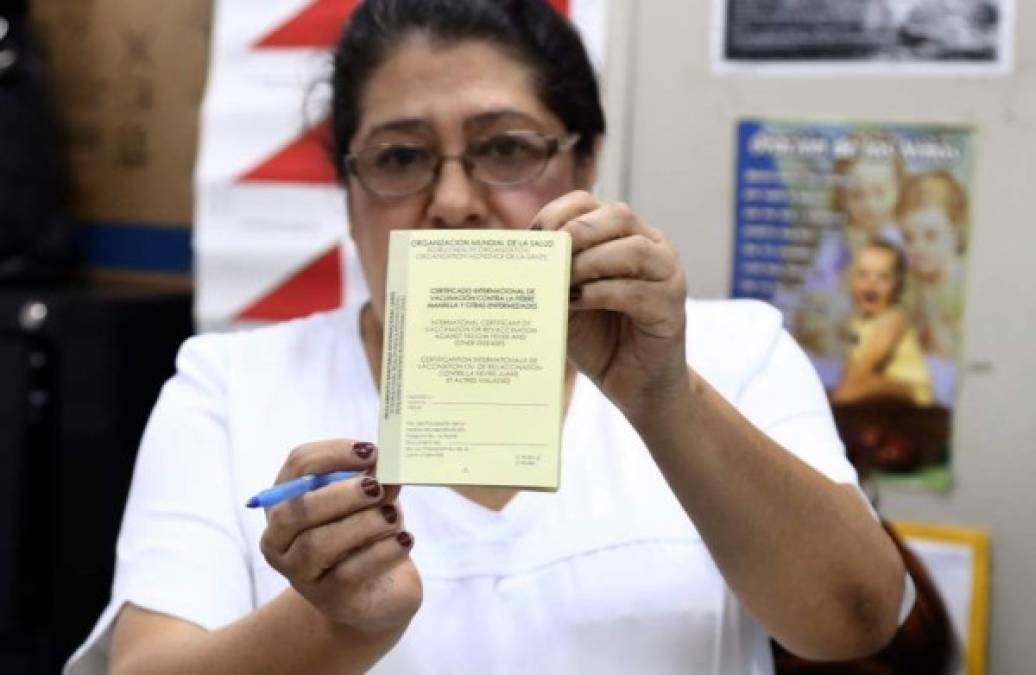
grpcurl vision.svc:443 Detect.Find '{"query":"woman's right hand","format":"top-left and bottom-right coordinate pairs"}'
top-left (260, 440), bottom-right (423, 636)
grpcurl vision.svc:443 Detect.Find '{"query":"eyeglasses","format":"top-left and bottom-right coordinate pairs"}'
top-left (345, 130), bottom-right (581, 198)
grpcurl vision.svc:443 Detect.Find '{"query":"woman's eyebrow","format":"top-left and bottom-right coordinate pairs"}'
top-left (361, 109), bottom-right (540, 142)
top-left (464, 109), bottom-right (540, 131)
top-left (364, 118), bottom-right (433, 138)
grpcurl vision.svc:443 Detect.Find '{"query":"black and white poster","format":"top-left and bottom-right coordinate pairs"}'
top-left (713, 0), bottom-right (1014, 75)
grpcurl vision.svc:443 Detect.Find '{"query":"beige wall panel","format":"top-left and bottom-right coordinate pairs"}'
top-left (626, 2), bottom-right (1034, 673)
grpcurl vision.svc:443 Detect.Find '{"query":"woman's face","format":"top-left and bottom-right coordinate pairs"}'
top-left (346, 38), bottom-right (594, 325)
top-left (850, 246), bottom-right (898, 318)
top-left (901, 205), bottom-right (957, 279)
top-left (844, 161), bottom-right (900, 234)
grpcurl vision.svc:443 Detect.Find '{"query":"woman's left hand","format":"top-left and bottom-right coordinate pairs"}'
top-left (534, 191), bottom-right (689, 421)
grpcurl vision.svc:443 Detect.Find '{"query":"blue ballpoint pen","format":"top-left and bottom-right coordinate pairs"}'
top-left (245, 470), bottom-right (362, 508)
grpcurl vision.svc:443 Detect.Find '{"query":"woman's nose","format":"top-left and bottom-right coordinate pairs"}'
top-left (425, 158), bottom-right (489, 229)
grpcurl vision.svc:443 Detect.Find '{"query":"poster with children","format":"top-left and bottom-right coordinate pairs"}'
top-left (731, 119), bottom-right (974, 491)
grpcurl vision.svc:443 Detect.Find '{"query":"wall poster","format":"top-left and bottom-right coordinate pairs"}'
top-left (732, 119), bottom-right (975, 490)
top-left (713, 0), bottom-right (1014, 76)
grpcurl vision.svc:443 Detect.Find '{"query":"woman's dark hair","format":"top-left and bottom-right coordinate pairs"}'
top-left (329, 0), bottom-right (605, 181)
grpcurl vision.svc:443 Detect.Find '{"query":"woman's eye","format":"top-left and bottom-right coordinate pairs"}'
top-left (474, 135), bottom-right (538, 161)
top-left (489, 137), bottom-right (521, 156)
top-left (375, 146), bottom-right (430, 170)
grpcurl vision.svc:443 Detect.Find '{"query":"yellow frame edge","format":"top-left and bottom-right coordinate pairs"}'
top-left (892, 521), bottom-right (990, 675)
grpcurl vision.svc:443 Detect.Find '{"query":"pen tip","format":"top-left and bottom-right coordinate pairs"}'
top-left (245, 497), bottom-right (259, 508)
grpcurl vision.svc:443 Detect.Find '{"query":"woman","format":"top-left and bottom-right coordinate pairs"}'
top-left (69, 2), bottom-right (908, 673)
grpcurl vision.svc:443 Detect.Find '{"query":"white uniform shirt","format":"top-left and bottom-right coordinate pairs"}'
top-left (66, 299), bottom-right (864, 675)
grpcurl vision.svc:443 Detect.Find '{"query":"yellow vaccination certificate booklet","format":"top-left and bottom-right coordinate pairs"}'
top-left (377, 229), bottom-right (571, 489)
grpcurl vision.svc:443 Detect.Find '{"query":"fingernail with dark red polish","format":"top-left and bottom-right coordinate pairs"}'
top-left (530, 222), bottom-right (543, 231)
top-left (381, 504), bottom-right (398, 524)
top-left (397, 532), bottom-right (414, 549)
top-left (353, 442), bottom-right (376, 460)
top-left (569, 286), bottom-right (582, 302)
top-left (361, 476), bottom-right (382, 498)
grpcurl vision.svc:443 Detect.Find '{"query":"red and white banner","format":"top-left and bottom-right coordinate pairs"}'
top-left (195, 0), bottom-right (608, 330)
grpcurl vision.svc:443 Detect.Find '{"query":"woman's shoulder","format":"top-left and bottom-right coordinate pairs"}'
top-left (184, 307), bottom-right (353, 357)
top-left (685, 297), bottom-right (784, 348)
top-left (174, 306), bottom-right (357, 388)
top-left (684, 298), bottom-right (787, 397)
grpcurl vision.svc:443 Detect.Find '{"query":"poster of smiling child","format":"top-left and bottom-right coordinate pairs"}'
top-left (731, 120), bottom-right (974, 490)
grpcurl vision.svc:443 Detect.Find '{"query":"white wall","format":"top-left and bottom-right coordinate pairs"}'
top-left (620, 2), bottom-right (1035, 673)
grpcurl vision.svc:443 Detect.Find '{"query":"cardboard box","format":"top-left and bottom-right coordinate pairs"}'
top-left (30, 0), bottom-right (212, 283)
